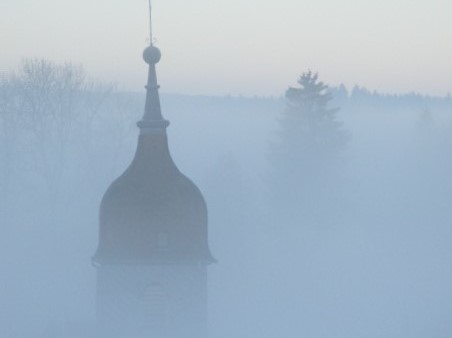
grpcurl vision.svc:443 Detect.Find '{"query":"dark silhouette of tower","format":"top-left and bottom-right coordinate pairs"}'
top-left (92, 4), bottom-right (215, 338)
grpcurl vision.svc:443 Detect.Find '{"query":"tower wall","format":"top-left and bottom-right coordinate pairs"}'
top-left (97, 265), bottom-right (207, 338)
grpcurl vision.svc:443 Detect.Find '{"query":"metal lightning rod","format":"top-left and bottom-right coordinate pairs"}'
top-left (148, 0), bottom-right (153, 45)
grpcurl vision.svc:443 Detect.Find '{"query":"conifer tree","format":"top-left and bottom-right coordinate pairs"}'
top-left (268, 71), bottom-right (350, 217)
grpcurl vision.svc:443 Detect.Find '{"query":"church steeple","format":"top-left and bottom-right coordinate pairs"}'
top-left (94, 4), bottom-right (214, 336)
top-left (93, 0), bottom-right (215, 266)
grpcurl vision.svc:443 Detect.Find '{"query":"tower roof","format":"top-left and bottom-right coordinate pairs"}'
top-left (93, 2), bottom-right (215, 266)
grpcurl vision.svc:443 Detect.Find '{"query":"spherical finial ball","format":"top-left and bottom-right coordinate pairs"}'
top-left (143, 45), bottom-right (161, 64)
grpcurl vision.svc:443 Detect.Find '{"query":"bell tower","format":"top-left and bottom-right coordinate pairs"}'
top-left (93, 3), bottom-right (215, 337)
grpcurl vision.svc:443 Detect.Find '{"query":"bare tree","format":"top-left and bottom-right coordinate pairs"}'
top-left (0, 59), bottom-right (116, 207)
top-left (0, 74), bottom-right (23, 196)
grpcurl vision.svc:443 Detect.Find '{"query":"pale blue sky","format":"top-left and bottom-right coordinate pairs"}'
top-left (1, 0), bottom-right (451, 96)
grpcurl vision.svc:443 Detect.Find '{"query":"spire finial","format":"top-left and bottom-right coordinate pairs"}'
top-left (138, 0), bottom-right (168, 131)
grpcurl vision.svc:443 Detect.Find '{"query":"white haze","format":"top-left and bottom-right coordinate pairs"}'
top-left (0, 59), bottom-right (451, 338)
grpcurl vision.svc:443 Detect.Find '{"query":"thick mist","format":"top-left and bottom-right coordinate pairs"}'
top-left (1, 60), bottom-right (451, 337)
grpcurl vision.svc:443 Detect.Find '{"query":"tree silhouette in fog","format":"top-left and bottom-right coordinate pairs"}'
top-left (268, 71), bottom-right (350, 220)
top-left (0, 59), bottom-right (138, 210)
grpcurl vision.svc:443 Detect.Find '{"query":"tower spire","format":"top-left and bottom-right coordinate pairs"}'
top-left (137, 0), bottom-right (169, 131)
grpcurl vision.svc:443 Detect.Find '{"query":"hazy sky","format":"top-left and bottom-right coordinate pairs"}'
top-left (1, 0), bottom-right (451, 96)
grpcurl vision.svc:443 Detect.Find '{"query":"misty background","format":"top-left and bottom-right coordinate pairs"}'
top-left (0, 58), bottom-right (451, 337)
top-left (1, 0), bottom-right (452, 336)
